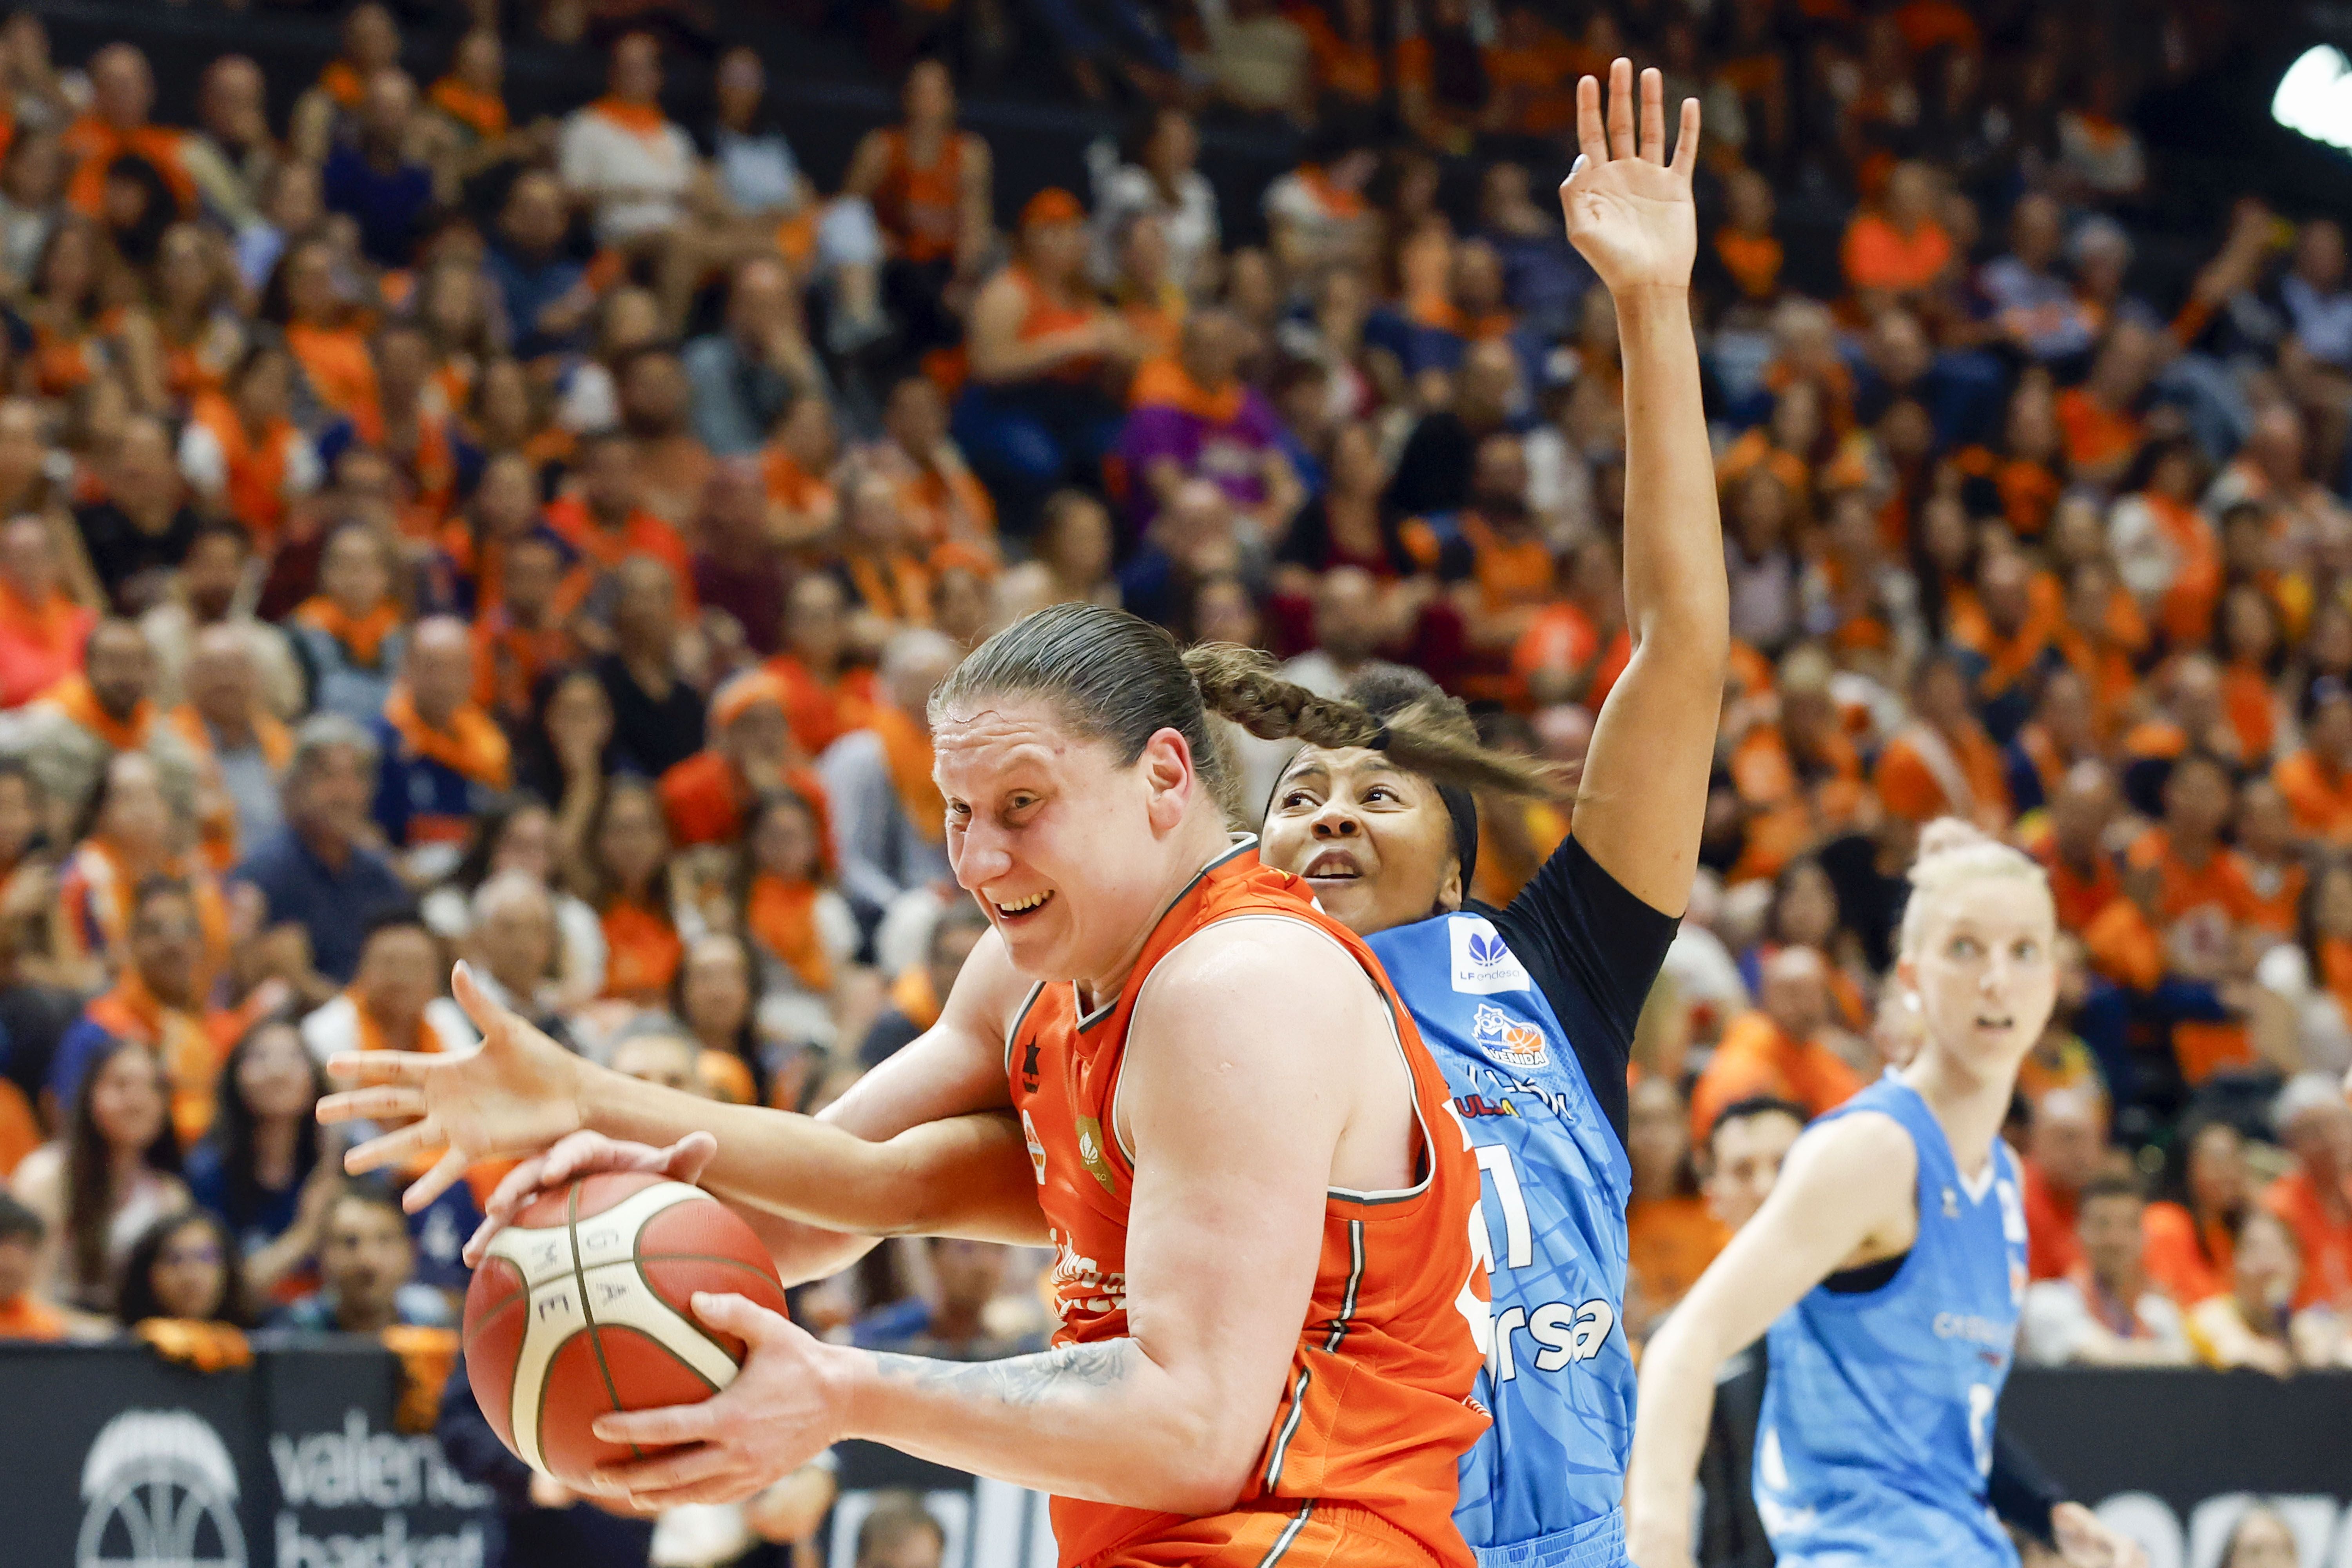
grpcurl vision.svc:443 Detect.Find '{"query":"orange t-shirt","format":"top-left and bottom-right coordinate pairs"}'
top-left (1006, 842), bottom-right (1487, 1568)
top-left (1688, 1011), bottom-right (1865, 1143)
top-left (2265, 1169), bottom-right (2352, 1311)
top-left (1628, 1194), bottom-right (1728, 1315)
top-left (1840, 212), bottom-right (1953, 293)
top-left (2140, 1200), bottom-right (2232, 1306)
top-left (872, 127), bottom-right (967, 263)
top-left (1873, 725), bottom-right (2012, 831)
top-left (2123, 828), bottom-right (2262, 927)
top-left (600, 898), bottom-right (681, 1002)
top-left (2055, 387), bottom-right (2142, 473)
top-left (2272, 748), bottom-right (2352, 846)
top-left (2022, 1158), bottom-right (2082, 1282)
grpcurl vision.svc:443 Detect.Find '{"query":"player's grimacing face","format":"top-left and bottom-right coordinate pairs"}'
top-left (1900, 876), bottom-right (2058, 1076)
top-left (935, 697), bottom-right (1175, 987)
top-left (1261, 747), bottom-right (1461, 936)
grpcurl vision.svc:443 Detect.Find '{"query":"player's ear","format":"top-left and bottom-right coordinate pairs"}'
top-left (1435, 853), bottom-right (1463, 915)
top-left (1137, 726), bottom-right (1196, 833)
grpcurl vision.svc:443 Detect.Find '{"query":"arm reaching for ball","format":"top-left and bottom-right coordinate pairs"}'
top-left (318, 944), bottom-right (1048, 1280)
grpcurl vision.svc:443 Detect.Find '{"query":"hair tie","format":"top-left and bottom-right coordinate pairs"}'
top-left (1367, 721), bottom-right (1392, 752)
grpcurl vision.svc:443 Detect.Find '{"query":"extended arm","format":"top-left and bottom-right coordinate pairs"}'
top-left (589, 924), bottom-right (1399, 1514)
top-left (1625, 1113), bottom-right (1916, 1568)
top-left (323, 933), bottom-right (1037, 1280)
top-left (1560, 64), bottom-right (1728, 917)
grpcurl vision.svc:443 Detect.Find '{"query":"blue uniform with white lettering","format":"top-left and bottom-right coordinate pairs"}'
top-left (1755, 1073), bottom-right (2029, 1568)
top-left (1368, 909), bottom-right (1635, 1568)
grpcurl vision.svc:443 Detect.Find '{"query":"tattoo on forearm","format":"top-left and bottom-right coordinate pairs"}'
top-left (873, 1338), bottom-right (1138, 1409)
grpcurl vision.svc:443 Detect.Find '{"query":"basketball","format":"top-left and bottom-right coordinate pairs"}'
top-left (462, 1172), bottom-right (790, 1485)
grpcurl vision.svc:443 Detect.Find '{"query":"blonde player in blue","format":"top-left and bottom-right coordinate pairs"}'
top-left (1625, 824), bottom-right (2142, 1568)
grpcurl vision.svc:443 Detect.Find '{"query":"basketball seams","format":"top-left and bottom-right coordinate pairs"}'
top-left (569, 1182), bottom-right (642, 1460)
top-left (468, 1176), bottom-right (787, 1482)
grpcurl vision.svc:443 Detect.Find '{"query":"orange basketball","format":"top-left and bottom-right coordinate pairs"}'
top-left (462, 1171), bottom-right (789, 1485)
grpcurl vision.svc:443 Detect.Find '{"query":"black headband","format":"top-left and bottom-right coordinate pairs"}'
top-left (1438, 781), bottom-right (1480, 900)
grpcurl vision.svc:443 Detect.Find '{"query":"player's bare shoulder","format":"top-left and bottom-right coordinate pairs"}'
top-left (1129, 915), bottom-right (1388, 1075)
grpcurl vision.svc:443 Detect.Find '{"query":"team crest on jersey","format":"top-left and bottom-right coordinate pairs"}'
top-left (1471, 1002), bottom-right (1548, 1068)
top-left (1074, 1115), bottom-right (1118, 1194)
top-left (1450, 917), bottom-right (1532, 994)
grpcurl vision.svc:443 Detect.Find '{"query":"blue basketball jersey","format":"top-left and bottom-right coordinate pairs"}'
top-left (1755, 1073), bottom-right (2029, 1568)
top-left (1367, 911), bottom-right (1635, 1568)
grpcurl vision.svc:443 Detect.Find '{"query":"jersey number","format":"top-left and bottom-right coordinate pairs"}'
top-left (1473, 1142), bottom-right (1533, 1270)
top-left (1967, 1381), bottom-right (1995, 1478)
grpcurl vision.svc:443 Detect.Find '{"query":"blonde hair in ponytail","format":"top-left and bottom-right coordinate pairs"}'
top-left (1897, 817), bottom-right (2049, 959)
top-left (1181, 643), bottom-right (1573, 801)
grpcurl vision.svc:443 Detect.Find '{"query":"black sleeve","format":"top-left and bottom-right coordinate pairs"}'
top-left (1986, 1422), bottom-right (2068, 1545)
top-left (436, 1348), bottom-right (535, 1510)
top-left (1481, 835), bottom-right (1680, 1149)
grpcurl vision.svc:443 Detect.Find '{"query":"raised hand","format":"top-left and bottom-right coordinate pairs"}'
top-left (316, 961), bottom-right (586, 1211)
top-left (1559, 59), bottom-right (1700, 296)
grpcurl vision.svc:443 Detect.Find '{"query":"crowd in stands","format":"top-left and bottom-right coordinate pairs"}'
top-left (0, 0), bottom-right (2337, 1559)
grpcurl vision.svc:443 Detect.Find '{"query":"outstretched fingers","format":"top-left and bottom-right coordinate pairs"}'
top-left (1606, 57), bottom-right (1635, 162)
top-left (450, 959), bottom-right (510, 1042)
top-left (1575, 72), bottom-right (1605, 165)
top-left (1672, 96), bottom-right (1702, 176)
top-left (316, 1085), bottom-right (425, 1125)
top-left (341, 1115), bottom-right (442, 1176)
top-left (405, 1147), bottom-right (471, 1213)
top-left (1639, 67), bottom-right (1665, 163)
top-left (324, 1051), bottom-right (435, 1087)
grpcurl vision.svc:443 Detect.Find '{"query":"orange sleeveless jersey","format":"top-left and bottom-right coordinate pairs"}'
top-left (876, 128), bottom-right (965, 263)
top-left (1006, 842), bottom-right (1489, 1568)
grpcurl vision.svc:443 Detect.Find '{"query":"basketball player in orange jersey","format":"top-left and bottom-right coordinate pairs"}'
top-left (321, 605), bottom-right (1573, 1564)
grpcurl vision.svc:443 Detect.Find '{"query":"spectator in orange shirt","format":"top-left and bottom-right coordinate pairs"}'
top-left (658, 668), bottom-right (829, 850)
top-left (2272, 677), bottom-right (2352, 847)
top-left (2029, 762), bottom-right (2123, 934)
top-left (2053, 320), bottom-right (2159, 490)
top-left (2142, 1115), bottom-right (2249, 1305)
top-left (2020, 1085), bottom-right (2106, 1281)
top-left (1625, 1075), bottom-right (1726, 1340)
top-left (2126, 749), bottom-right (2261, 930)
top-left (1688, 947), bottom-right (1866, 1142)
top-left (1874, 652), bottom-right (2013, 833)
top-left (2234, 778), bottom-right (2304, 936)
top-left (767, 573), bottom-right (879, 758)
top-left (2265, 1073), bottom-right (2352, 1311)
top-left (62, 44), bottom-right (195, 221)
top-left (1839, 160), bottom-right (1953, 299)
top-left (0, 1193), bottom-right (62, 1339)
top-left (0, 514), bottom-right (96, 711)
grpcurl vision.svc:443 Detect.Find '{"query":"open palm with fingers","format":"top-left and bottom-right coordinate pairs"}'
top-left (316, 961), bottom-right (586, 1210)
top-left (1559, 59), bottom-right (1700, 295)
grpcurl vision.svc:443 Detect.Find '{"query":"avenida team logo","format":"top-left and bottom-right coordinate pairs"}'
top-left (1472, 1002), bottom-right (1548, 1069)
top-left (77, 1409), bottom-right (247, 1568)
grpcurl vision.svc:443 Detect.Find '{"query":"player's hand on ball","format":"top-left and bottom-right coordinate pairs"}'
top-left (584, 1292), bottom-right (844, 1509)
top-left (2051, 1502), bottom-right (2149, 1568)
top-left (1559, 58), bottom-right (1699, 297)
top-left (463, 1129), bottom-right (719, 1267)
top-left (318, 960), bottom-right (587, 1210)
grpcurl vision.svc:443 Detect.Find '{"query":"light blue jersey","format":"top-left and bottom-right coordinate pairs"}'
top-left (1367, 911), bottom-right (1634, 1568)
top-left (1755, 1073), bottom-right (2030, 1568)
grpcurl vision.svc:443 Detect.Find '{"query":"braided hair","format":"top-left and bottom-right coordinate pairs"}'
top-left (932, 603), bottom-right (1568, 820)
